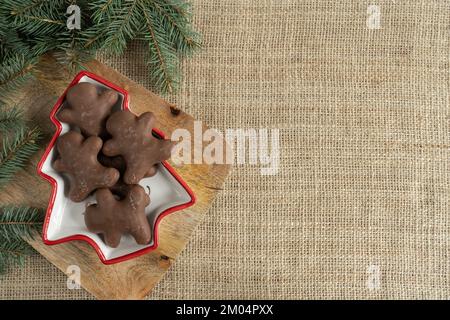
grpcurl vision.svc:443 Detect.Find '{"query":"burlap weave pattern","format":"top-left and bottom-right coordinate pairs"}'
top-left (1, 0), bottom-right (449, 299)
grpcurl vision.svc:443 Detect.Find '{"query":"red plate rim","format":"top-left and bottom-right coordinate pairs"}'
top-left (36, 70), bottom-right (196, 265)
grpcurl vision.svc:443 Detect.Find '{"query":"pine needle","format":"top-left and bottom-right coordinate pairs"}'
top-left (0, 236), bottom-right (35, 274)
top-left (1, 0), bottom-right (201, 95)
top-left (0, 108), bottom-right (24, 133)
top-left (140, 2), bottom-right (180, 94)
top-left (54, 31), bottom-right (93, 73)
top-left (0, 206), bottom-right (44, 242)
top-left (4, 0), bottom-right (66, 37)
top-left (0, 126), bottom-right (41, 187)
top-left (151, 0), bottom-right (201, 56)
top-left (0, 54), bottom-right (38, 102)
top-left (8, 0), bottom-right (47, 17)
top-left (100, 0), bottom-right (141, 55)
top-left (0, 29), bottom-right (30, 60)
top-left (90, 0), bottom-right (124, 24)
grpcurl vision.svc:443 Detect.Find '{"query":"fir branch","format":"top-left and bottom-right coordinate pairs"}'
top-left (82, 23), bottom-right (108, 50)
top-left (0, 54), bottom-right (37, 102)
top-left (0, 54), bottom-right (36, 87)
top-left (0, 236), bottom-right (35, 274)
top-left (99, 0), bottom-right (141, 55)
top-left (54, 31), bottom-right (93, 72)
top-left (151, 0), bottom-right (201, 56)
top-left (140, 2), bottom-right (180, 94)
top-left (29, 36), bottom-right (59, 57)
top-left (82, 1), bottom-right (136, 52)
top-left (1, 0), bottom-right (201, 95)
top-left (90, 0), bottom-right (124, 24)
top-left (0, 108), bottom-right (24, 133)
top-left (20, 15), bottom-right (64, 26)
top-left (0, 206), bottom-right (44, 242)
top-left (8, 0), bottom-right (48, 17)
top-left (0, 30), bottom-right (30, 61)
top-left (0, 126), bottom-right (41, 187)
top-left (5, 0), bottom-right (66, 37)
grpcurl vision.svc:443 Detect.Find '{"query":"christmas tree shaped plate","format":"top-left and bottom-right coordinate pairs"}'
top-left (37, 71), bottom-right (195, 264)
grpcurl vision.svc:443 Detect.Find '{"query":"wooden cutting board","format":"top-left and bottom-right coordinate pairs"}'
top-left (0, 55), bottom-right (231, 299)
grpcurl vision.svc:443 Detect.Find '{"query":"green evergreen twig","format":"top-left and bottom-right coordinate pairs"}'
top-left (0, 126), bottom-right (41, 187)
top-left (0, 0), bottom-right (201, 94)
top-left (0, 206), bottom-right (44, 242)
top-left (0, 237), bottom-right (35, 274)
top-left (0, 108), bottom-right (24, 133)
top-left (0, 54), bottom-right (38, 102)
top-left (140, 2), bottom-right (179, 93)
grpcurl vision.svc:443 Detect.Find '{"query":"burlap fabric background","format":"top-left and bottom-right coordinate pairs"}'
top-left (1, 0), bottom-right (449, 299)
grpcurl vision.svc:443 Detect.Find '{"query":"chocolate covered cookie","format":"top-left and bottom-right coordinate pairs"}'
top-left (53, 131), bottom-right (120, 202)
top-left (58, 82), bottom-right (118, 136)
top-left (103, 111), bottom-right (173, 184)
top-left (109, 179), bottom-right (133, 199)
top-left (97, 153), bottom-right (127, 175)
top-left (98, 153), bottom-right (157, 178)
top-left (85, 185), bottom-right (151, 248)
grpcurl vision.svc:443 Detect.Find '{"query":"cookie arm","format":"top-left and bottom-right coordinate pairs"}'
top-left (69, 179), bottom-right (90, 202)
top-left (58, 109), bottom-right (76, 124)
top-left (157, 139), bottom-right (174, 161)
top-left (98, 89), bottom-right (119, 108)
top-left (83, 136), bottom-right (103, 154)
top-left (130, 225), bottom-right (151, 245)
top-left (138, 112), bottom-right (156, 133)
top-left (53, 158), bottom-right (67, 172)
top-left (123, 161), bottom-right (147, 184)
top-left (97, 167), bottom-right (120, 188)
top-left (102, 139), bottom-right (121, 157)
top-left (85, 205), bottom-right (104, 232)
top-left (104, 231), bottom-right (122, 248)
top-left (127, 186), bottom-right (151, 245)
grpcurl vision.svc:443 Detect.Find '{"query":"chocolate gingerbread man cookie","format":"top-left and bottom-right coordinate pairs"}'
top-left (85, 185), bottom-right (151, 248)
top-left (53, 131), bottom-right (120, 202)
top-left (58, 82), bottom-right (119, 136)
top-left (103, 111), bottom-right (173, 184)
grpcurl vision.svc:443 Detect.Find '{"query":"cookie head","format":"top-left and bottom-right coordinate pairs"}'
top-left (53, 131), bottom-right (120, 202)
top-left (103, 111), bottom-right (173, 184)
top-left (58, 82), bottom-right (119, 137)
top-left (85, 185), bottom-right (151, 248)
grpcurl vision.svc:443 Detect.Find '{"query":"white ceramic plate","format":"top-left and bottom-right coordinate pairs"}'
top-left (37, 71), bottom-right (195, 264)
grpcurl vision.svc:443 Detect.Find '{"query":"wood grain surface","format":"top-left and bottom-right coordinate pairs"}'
top-left (0, 55), bottom-right (231, 299)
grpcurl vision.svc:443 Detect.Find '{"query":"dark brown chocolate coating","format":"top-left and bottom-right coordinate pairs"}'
top-left (97, 153), bottom-right (127, 175)
top-left (84, 185), bottom-right (151, 248)
top-left (58, 82), bottom-right (118, 136)
top-left (98, 153), bottom-right (157, 178)
top-left (109, 179), bottom-right (132, 199)
top-left (53, 131), bottom-right (120, 202)
top-left (103, 111), bottom-right (173, 184)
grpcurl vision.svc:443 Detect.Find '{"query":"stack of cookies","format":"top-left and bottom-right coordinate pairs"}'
top-left (53, 82), bottom-right (173, 247)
